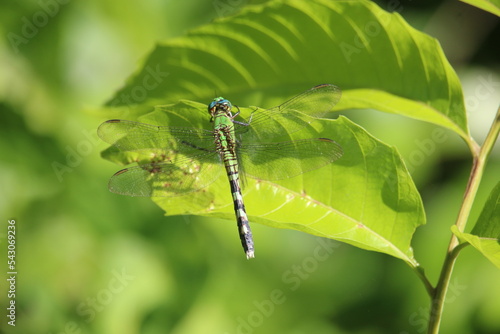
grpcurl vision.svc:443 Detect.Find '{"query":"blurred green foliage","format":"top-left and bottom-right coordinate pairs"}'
top-left (0, 0), bottom-right (499, 334)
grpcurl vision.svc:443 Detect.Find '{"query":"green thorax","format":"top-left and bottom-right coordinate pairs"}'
top-left (209, 97), bottom-right (235, 127)
top-left (208, 97), bottom-right (237, 149)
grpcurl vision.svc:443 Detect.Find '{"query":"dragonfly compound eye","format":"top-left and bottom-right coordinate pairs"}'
top-left (209, 97), bottom-right (231, 113)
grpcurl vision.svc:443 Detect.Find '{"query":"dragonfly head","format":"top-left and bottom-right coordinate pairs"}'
top-left (208, 97), bottom-right (232, 118)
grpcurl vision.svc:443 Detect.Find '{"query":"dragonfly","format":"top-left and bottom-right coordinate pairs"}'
top-left (98, 84), bottom-right (343, 259)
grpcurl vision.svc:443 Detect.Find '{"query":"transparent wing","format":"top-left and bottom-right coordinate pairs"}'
top-left (239, 138), bottom-right (343, 180)
top-left (99, 119), bottom-right (222, 196)
top-left (108, 153), bottom-right (222, 197)
top-left (98, 119), bottom-right (216, 156)
top-left (235, 84), bottom-right (341, 140)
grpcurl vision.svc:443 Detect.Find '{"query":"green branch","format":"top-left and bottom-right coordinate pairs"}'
top-left (427, 106), bottom-right (500, 334)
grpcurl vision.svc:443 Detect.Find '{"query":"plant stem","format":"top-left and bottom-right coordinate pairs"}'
top-left (427, 106), bottom-right (500, 334)
top-left (413, 265), bottom-right (434, 297)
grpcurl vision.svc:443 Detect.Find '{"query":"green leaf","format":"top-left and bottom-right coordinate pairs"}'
top-left (460, 0), bottom-right (500, 16)
top-left (102, 100), bottom-right (425, 265)
top-left (452, 181), bottom-right (500, 269)
top-left (104, 0), bottom-right (469, 142)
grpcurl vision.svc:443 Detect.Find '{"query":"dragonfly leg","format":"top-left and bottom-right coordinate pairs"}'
top-left (232, 120), bottom-right (249, 126)
top-left (231, 106), bottom-right (251, 127)
top-left (232, 105), bottom-right (241, 118)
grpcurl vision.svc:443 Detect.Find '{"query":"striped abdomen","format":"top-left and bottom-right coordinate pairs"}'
top-left (216, 126), bottom-right (255, 259)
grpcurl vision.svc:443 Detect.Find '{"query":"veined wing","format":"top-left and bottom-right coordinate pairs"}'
top-left (236, 84), bottom-right (341, 140)
top-left (238, 138), bottom-right (343, 181)
top-left (99, 119), bottom-right (222, 196)
top-left (108, 153), bottom-right (222, 197)
top-left (98, 119), bottom-right (216, 156)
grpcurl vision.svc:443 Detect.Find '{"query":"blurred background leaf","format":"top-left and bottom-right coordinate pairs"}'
top-left (0, 0), bottom-right (499, 333)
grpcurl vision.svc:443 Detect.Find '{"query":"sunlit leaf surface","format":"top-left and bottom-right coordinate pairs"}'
top-left (102, 100), bottom-right (425, 264)
top-left (105, 0), bottom-right (469, 143)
